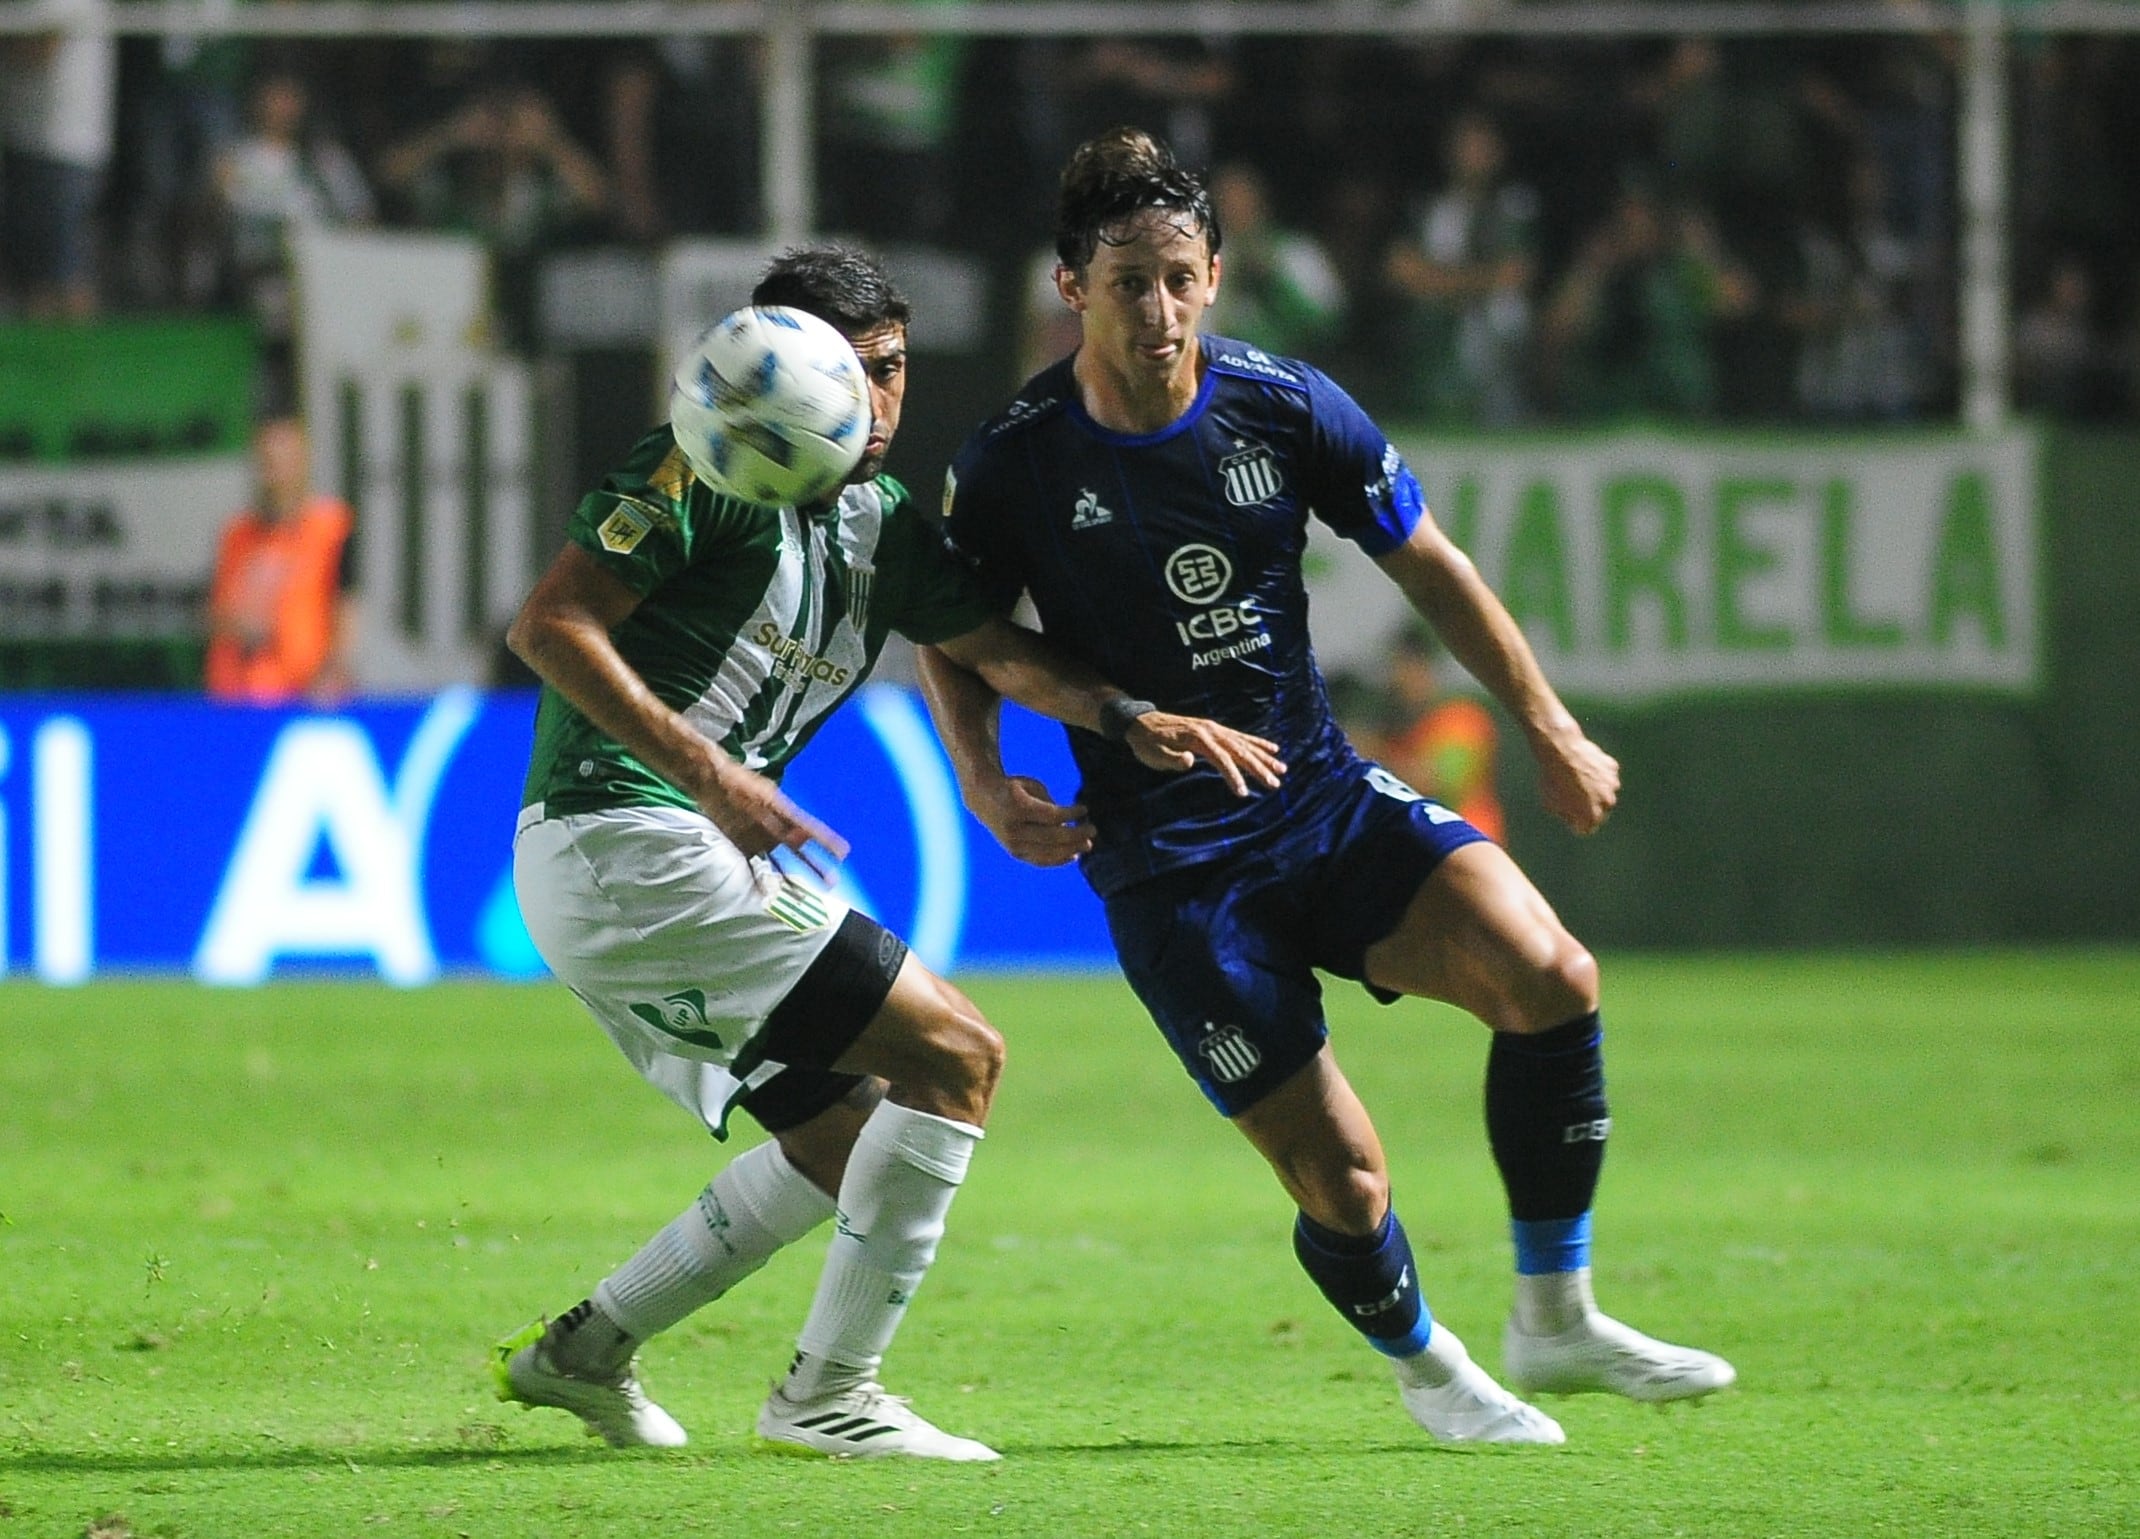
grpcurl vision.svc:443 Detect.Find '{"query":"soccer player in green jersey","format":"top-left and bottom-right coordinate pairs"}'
top-left (493, 244), bottom-right (1282, 1461)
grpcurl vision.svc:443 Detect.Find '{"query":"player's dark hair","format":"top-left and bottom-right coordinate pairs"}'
top-left (752, 244), bottom-right (912, 335)
top-left (1054, 126), bottom-right (1222, 274)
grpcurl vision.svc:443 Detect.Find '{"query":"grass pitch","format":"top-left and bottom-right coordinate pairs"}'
top-left (2, 953), bottom-right (2136, 1538)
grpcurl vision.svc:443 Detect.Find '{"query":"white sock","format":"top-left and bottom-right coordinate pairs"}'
top-left (784, 1100), bottom-right (981, 1401)
top-left (1391, 1322), bottom-right (1481, 1390)
top-left (569, 1141), bottom-right (833, 1369)
top-left (1512, 1266), bottom-right (1599, 1336)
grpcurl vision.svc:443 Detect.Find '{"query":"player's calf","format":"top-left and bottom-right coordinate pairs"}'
top-left (1291, 1206), bottom-right (1562, 1446)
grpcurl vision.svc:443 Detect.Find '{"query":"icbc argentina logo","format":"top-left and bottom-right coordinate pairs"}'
top-left (1164, 543), bottom-right (1233, 604)
top-left (1163, 542), bottom-right (1271, 665)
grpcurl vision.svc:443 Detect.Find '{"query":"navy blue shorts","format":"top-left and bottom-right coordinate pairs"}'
top-left (1103, 766), bottom-right (1491, 1117)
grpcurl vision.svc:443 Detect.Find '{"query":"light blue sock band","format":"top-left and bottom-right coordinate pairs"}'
top-left (1512, 1212), bottom-right (1592, 1276)
top-left (1369, 1302), bottom-right (1434, 1360)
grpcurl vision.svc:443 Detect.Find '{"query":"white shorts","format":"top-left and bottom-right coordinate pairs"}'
top-left (514, 802), bottom-right (854, 1137)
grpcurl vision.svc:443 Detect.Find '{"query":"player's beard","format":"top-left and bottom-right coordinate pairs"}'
top-left (847, 444), bottom-right (889, 484)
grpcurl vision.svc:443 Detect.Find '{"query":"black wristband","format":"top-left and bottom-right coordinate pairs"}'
top-left (1097, 696), bottom-right (1158, 742)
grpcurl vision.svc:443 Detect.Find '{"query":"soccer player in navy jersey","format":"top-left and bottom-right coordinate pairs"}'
top-left (916, 129), bottom-right (1734, 1444)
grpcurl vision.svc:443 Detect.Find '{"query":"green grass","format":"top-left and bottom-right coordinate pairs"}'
top-left (2, 953), bottom-right (2137, 1538)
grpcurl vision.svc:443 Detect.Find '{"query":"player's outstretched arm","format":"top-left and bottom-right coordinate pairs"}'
top-left (917, 621), bottom-right (1285, 866)
top-left (1374, 518), bottom-right (1619, 835)
top-left (508, 543), bottom-right (848, 869)
top-left (916, 642), bottom-right (1093, 868)
top-left (931, 617), bottom-right (1285, 794)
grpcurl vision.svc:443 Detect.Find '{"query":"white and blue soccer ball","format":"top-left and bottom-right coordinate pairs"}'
top-left (669, 305), bottom-right (871, 506)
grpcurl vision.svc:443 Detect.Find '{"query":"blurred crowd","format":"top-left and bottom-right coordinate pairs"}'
top-left (4, 17), bottom-right (2139, 425)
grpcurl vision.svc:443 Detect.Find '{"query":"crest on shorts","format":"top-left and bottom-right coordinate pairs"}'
top-left (1197, 1022), bottom-right (1263, 1084)
top-left (629, 988), bottom-right (725, 1051)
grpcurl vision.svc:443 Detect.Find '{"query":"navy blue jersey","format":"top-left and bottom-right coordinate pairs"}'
top-left (943, 337), bottom-right (1427, 895)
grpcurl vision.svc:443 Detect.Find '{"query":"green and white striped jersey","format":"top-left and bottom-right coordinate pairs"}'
top-left (522, 426), bottom-right (1000, 816)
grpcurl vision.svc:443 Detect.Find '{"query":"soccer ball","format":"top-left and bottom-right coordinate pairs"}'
top-left (669, 305), bottom-right (872, 506)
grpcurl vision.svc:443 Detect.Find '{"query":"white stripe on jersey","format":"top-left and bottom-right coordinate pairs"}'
top-left (680, 487), bottom-right (885, 771)
top-left (833, 487), bottom-right (886, 639)
top-left (682, 511), bottom-right (799, 755)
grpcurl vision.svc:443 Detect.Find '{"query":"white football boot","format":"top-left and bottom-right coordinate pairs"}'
top-left (756, 1380), bottom-right (1001, 1461)
top-left (492, 1319), bottom-right (688, 1448)
top-left (1503, 1311), bottom-right (1737, 1403)
top-left (1394, 1327), bottom-right (1566, 1445)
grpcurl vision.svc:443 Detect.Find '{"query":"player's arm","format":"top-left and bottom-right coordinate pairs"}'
top-left (913, 641), bottom-right (1090, 867)
top-left (1374, 516), bottom-right (1619, 835)
top-left (911, 452), bottom-right (1097, 867)
top-left (935, 617), bottom-right (1284, 791)
top-left (916, 622), bottom-right (1286, 867)
top-left (507, 542), bottom-right (846, 865)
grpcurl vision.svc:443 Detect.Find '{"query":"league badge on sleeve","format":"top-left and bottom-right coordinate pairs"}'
top-left (598, 503), bottom-right (655, 554)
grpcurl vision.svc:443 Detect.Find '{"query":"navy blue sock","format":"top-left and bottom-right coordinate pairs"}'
top-left (1292, 1208), bottom-right (1432, 1357)
top-left (1485, 1012), bottom-right (1608, 1274)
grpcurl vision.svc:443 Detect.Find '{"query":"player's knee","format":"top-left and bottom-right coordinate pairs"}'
top-left (926, 982), bottom-right (1005, 1115)
top-left (1294, 1152), bottom-right (1388, 1235)
top-left (1551, 942), bottom-right (1600, 1016)
top-left (956, 1014), bottom-right (1006, 1105)
top-left (1512, 937), bottom-right (1599, 1030)
top-left (1341, 1163), bottom-right (1390, 1232)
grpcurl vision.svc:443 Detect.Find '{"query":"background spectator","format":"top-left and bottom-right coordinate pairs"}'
top-left (1783, 153), bottom-right (1933, 423)
top-left (603, 36), bottom-right (762, 243)
top-left (0, 0), bottom-right (116, 319)
top-left (376, 81), bottom-right (608, 344)
top-left (1005, 30), bottom-right (1236, 219)
top-left (2015, 256), bottom-right (2121, 420)
top-left (1818, 33), bottom-right (1959, 415)
top-left (1370, 629), bottom-right (1506, 847)
top-left (1308, 168), bottom-right (1408, 411)
top-left (215, 67), bottom-right (373, 342)
top-left (376, 81), bottom-right (607, 251)
top-left (204, 415), bottom-right (356, 704)
top-left (1539, 173), bottom-right (1755, 421)
top-left (818, 21), bottom-right (966, 242)
top-left (1202, 160), bottom-right (1346, 361)
top-left (1051, 35), bottom-right (1236, 171)
top-left (1383, 112), bottom-right (1539, 425)
top-left (116, 20), bottom-right (246, 309)
top-left (5, 20), bottom-right (2132, 432)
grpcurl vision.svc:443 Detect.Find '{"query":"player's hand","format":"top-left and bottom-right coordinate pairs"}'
top-left (696, 757), bottom-right (850, 877)
top-left (1125, 712), bottom-right (1287, 797)
top-left (967, 773), bottom-right (1094, 868)
top-left (1534, 729), bottom-right (1619, 835)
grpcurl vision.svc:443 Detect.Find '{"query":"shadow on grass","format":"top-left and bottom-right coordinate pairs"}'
top-left (987, 1435), bottom-right (1504, 1459)
top-left (0, 1444), bottom-right (629, 1477)
top-left (0, 1434), bottom-right (1483, 1476)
